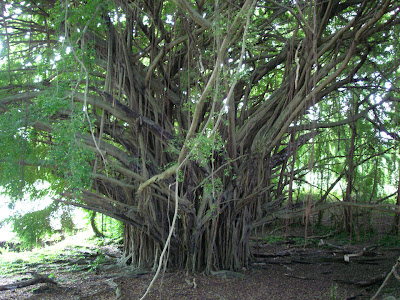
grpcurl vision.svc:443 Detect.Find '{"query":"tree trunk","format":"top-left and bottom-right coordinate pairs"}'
top-left (393, 164), bottom-right (400, 234)
top-left (90, 212), bottom-right (105, 238)
top-left (344, 104), bottom-right (358, 233)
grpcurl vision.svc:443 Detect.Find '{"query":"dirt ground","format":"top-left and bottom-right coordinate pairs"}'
top-left (0, 230), bottom-right (399, 300)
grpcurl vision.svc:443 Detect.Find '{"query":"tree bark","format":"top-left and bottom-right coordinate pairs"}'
top-left (90, 212), bottom-right (105, 238)
top-left (344, 99), bottom-right (358, 234)
top-left (393, 162), bottom-right (400, 233)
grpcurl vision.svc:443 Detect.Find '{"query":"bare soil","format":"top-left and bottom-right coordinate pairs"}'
top-left (0, 231), bottom-right (399, 300)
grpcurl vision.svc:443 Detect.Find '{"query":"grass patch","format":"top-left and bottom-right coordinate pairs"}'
top-left (254, 235), bottom-right (309, 246)
top-left (0, 230), bottom-right (99, 277)
top-left (376, 234), bottom-right (400, 247)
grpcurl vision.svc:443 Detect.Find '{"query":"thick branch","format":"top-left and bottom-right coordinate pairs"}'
top-left (90, 88), bottom-right (176, 143)
top-left (172, 0), bottom-right (211, 29)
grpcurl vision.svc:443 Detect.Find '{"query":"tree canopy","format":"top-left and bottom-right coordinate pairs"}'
top-left (1, 0), bottom-right (399, 273)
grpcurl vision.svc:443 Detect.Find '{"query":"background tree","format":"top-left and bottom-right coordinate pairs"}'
top-left (0, 0), bottom-right (399, 273)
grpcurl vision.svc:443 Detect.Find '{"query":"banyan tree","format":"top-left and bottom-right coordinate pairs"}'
top-left (1, 0), bottom-right (399, 273)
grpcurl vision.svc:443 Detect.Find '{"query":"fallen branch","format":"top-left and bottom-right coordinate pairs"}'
top-left (105, 278), bottom-right (122, 299)
top-left (344, 250), bottom-right (378, 263)
top-left (344, 252), bottom-right (363, 262)
top-left (0, 274), bottom-right (57, 291)
top-left (284, 273), bottom-right (315, 280)
top-left (335, 273), bottom-right (386, 287)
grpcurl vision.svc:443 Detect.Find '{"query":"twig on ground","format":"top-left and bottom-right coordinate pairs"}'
top-left (371, 255), bottom-right (400, 300)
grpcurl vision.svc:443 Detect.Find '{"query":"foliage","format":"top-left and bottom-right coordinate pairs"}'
top-left (86, 211), bottom-right (124, 241)
top-left (3, 202), bottom-right (75, 249)
top-left (376, 234), bottom-right (400, 247)
top-left (88, 254), bottom-right (108, 272)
